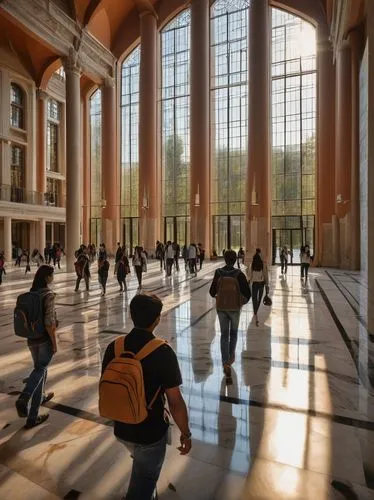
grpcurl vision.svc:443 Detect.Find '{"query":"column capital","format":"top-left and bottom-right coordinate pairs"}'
top-left (36, 88), bottom-right (49, 101)
top-left (63, 47), bottom-right (82, 76)
top-left (103, 76), bottom-right (115, 89)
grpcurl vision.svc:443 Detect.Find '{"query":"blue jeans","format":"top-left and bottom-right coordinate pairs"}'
top-left (301, 263), bottom-right (310, 278)
top-left (252, 282), bottom-right (265, 314)
top-left (22, 340), bottom-right (54, 423)
top-left (217, 310), bottom-right (241, 365)
top-left (120, 431), bottom-right (168, 500)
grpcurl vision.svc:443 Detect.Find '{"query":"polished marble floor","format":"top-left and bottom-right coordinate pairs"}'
top-left (0, 259), bottom-right (373, 499)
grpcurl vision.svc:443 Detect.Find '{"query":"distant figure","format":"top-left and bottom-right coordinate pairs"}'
top-left (165, 241), bottom-right (175, 276)
top-left (98, 256), bottom-right (110, 296)
top-left (132, 246), bottom-right (147, 287)
top-left (188, 244), bottom-right (197, 275)
top-left (198, 243), bottom-right (205, 270)
top-left (0, 252), bottom-right (5, 284)
top-left (237, 247), bottom-right (245, 269)
top-left (155, 241), bottom-right (165, 271)
top-left (280, 246), bottom-right (289, 275)
top-left (300, 245), bottom-right (313, 280)
top-left (117, 254), bottom-right (130, 293)
top-left (31, 249), bottom-right (44, 268)
top-left (74, 247), bottom-right (90, 292)
top-left (247, 248), bottom-right (269, 327)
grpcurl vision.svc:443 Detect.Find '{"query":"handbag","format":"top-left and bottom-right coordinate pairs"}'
top-left (263, 294), bottom-right (272, 306)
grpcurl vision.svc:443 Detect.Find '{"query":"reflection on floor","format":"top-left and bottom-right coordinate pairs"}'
top-left (0, 260), bottom-right (373, 499)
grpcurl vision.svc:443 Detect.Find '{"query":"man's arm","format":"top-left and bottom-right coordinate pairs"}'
top-left (209, 270), bottom-right (219, 297)
top-left (44, 293), bottom-right (58, 353)
top-left (165, 386), bottom-right (192, 455)
top-left (238, 272), bottom-right (251, 301)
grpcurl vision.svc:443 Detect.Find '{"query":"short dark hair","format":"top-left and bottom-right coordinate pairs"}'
top-left (224, 249), bottom-right (237, 265)
top-left (130, 293), bottom-right (163, 328)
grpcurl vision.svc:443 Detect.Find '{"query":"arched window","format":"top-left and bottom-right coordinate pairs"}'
top-left (121, 46), bottom-right (140, 252)
top-left (210, 0), bottom-right (249, 252)
top-left (161, 9), bottom-right (191, 245)
top-left (47, 99), bottom-right (60, 173)
top-left (90, 89), bottom-right (102, 245)
top-left (10, 83), bottom-right (24, 129)
top-left (271, 9), bottom-right (316, 263)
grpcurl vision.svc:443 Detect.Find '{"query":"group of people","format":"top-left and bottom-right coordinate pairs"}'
top-left (13, 239), bottom-right (315, 500)
top-left (279, 245), bottom-right (313, 279)
top-left (155, 240), bottom-right (205, 276)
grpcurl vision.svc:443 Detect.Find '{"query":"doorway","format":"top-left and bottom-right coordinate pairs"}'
top-left (212, 215), bottom-right (245, 254)
top-left (123, 217), bottom-right (139, 256)
top-left (163, 216), bottom-right (189, 246)
top-left (272, 227), bottom-right (314, 264)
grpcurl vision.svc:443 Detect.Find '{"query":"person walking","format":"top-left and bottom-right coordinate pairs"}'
top-left (280, 246), bottom-right (289, 275)
top-left (174, 242), bottom-right (180, 272)
top-left (117, 254), bottom-right (130, 293)
top-left (15, 265), bottom-right (57, 428)
top-left (0, 252), bottom-right (5, 284)
top-left (115, 242), bottom-right (123, 275)
top-left (133, 246), bottom-right (147, 288)
top-left (247, 248), bottom-right (269, 327)
top-left (24, 249), bottom-right (31, 275)
top-left (209, 250), bottom-right (251, 379)
top-left (155, 241), bottom-right (165, 271)
top-left (237, 247), bottom-right (245, 269)
top-left (165, 241), bottom-right (175, 277)
top-left (300, 245), bottom-right (312, 280)
top-left (101, 293), bottom-right (192, 500)
top-left (98, 256), bottom-right (110, 296)
top-left (188, 243), bottom-right (197, 275)
top-left (74, 247), bottom-right (90, 291)
top-left (198, 243), bottom-right (205, 270)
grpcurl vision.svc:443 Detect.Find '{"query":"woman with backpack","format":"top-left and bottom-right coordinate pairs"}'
top-left (116, 253), bottom-right (130, 292)
top-left (98, 256), bottom-right (110, 296)
top-left (247, 248), bottom-right (269, 326)
top-left (15, 265), bottom-right (57, 429)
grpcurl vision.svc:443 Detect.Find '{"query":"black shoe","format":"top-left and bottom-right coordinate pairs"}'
top-left (15, 394), bottom-right (29, 418)
top-left (42, 392), bottom-right (54, 405)
top-left (24, 413), bottom-right (49, 429)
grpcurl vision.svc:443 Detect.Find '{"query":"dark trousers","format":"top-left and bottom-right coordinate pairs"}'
top-left (135, 266), bottom-right (143, 286)
top-left (301, 263), bottom-right (310, 278)
top-left (118, 278), bottom-right (127, 291)
top-left (174, 256), bottom-right (180, 271)
top-left (166, 258), bottom-right (174, 276)
top-left (281, 260), bottom-right (288, 274)
top-left (76, 275), bottom-right (89, 291)
top-left (252, 281), bottom-right (265, 314)
top-left (99, 275), bottom-right (108, 293)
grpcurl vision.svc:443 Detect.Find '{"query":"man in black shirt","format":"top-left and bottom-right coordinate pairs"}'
top-left (101, 293), bottom-right (191, 500)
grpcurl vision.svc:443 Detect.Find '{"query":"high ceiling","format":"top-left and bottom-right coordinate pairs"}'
top-left (0, 0), bottom-right (338, 91)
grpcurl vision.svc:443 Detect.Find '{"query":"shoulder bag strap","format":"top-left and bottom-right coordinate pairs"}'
top-left (114, 336), bottom-right (126, 358)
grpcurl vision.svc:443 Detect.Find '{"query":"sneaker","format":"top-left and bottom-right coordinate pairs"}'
top-left (24, 413), bottom-right (49, 429)
top-left (15, 394), bottom-right (29, 418)
top-left (42, 392), bottom-right (54, 405)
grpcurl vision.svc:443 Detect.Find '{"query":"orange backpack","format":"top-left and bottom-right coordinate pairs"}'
top-left (99, 337), bottom-right (166, 424)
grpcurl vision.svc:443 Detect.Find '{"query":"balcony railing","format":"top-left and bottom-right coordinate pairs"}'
top-left (0, 184), bottom-right (62, 207)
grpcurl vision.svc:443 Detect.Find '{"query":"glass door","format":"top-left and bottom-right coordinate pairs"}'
top-left (123, 218), bottom-right (138, 256)
top-left (272, 228), bottom-right (312, 264)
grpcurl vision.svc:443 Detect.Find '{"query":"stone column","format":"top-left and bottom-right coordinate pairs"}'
top-left (36, 89), bottom-right (48, 204)
top-left (335, 42), bottom-right (352, 268)
top-left (4, 216), bottom-right (11, 264)
top-left (190, 0), bottom-right (210, 251)
top-left (316, 24), bottom-right (336, 266)
top-left (64, 51), bottom-right (81, 272)
top-left (38, 219), bottom-right (46, 255)
top-left (139, 11), bottom-right (158, 253)
top-left (349, 29), bottom-right (361, 270)
top-left (82, 96), bottom-right (90, 244)
top-left (246, 0), bottom-right (271, 261)
top-left (102, 77), bottom-right (119, 254)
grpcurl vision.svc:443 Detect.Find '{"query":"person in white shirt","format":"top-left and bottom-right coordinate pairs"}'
top-left (247, 248), bottom-right (269, 326)
top-left (188, 244), bottom-right (197, 275)
top-left (165, 241), bottom-right (175, 276)
top-left (132, 246), bottom-right (147, 287)
top-left (300, 245), bottom-right (312, 280)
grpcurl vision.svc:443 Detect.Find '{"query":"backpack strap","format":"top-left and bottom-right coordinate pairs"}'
top-left (114, 336), bottom-right (127, 358)
top-left (135, 338), bottom-right (166, 361)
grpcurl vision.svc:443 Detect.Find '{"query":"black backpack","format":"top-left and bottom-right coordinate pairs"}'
top-left (14, 290), bottom-right (50, 339)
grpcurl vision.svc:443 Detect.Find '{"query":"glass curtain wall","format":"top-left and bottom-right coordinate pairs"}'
top-left (121, 46), bottom-right (140, 253)
top-left (161, 10), bottom-right (191, 245)
top-left (271, 9), bottom-right (316, 263)
top-left (210, 0), bottom-right (249, 253)
top-left (89, 89), bottom-right (102, 246)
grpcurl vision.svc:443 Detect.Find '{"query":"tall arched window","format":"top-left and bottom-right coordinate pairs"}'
top-left (121, 46), bottom-right (140, 253)
top-left (161, 10), bottom-right (191, 244)
top-left (10, 83), bottom-right (24, 129)
top-left (210, 0), bottom-right (249, 253)
top-left (11, 145), bottom-right (24, 202)
top-left (271, 9), bottom-right (316, 263)
top-left (89, 89), bottom-right (102, 245)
